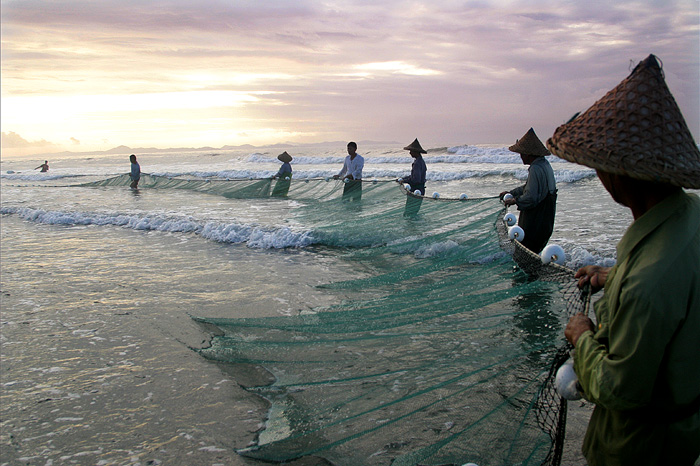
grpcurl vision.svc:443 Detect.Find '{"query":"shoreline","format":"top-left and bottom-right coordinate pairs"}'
top-left (1, 200), bottom-right (593, 466)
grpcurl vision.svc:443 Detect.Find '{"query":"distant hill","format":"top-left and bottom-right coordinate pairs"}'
top-left (102, 145), bottom-right (219, 154)
top-left (33, 140), bottom-right (400, 158)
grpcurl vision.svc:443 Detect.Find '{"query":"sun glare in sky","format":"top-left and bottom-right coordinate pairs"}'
top-left (1, 0), bottom-right (698, 158)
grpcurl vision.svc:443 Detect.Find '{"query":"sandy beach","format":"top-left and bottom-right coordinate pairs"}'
top-left (0, 213), bottom-right (592, 466)
top-left (1, 146), bottom-right (609, 466)
top-left (0, 276), bottom-right (592, 465)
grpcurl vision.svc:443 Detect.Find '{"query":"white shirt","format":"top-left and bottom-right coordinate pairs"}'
top-left (337, 154), bottom-right (364, 180)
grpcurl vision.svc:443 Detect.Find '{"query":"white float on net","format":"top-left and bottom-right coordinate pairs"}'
top-left (503, 193), bottom-right (514, 202)
top-left (555, 358), bottom-right (582, 400)
top-left (459, 193), bottom-right (468, 200)
top-left (508, 225), bottom-right (525, 242)
top-left (432, 192), bottom-right (440, 199)
top-left (504, 212), bottom-right (517, 227)
top-left (541, 244), bottom-right (566, 265)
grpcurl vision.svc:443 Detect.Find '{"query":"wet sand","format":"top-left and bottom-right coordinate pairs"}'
top-left (563, 402), bottom-right (593, 466)
top-left (0, 285), bottom-right (591, 466)
top-left (0, 216), bottom-right (591, 466)
top-left (1, 287), bottom-right (263, 465)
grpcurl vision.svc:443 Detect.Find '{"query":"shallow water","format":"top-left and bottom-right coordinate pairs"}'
top-left (1, 142), bottom-right (690, 465)
top-left (1, 212), bottom-right (378, 464)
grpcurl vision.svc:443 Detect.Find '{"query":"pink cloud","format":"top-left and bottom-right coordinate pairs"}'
top-left (1, 1), bottom-right (697, 148)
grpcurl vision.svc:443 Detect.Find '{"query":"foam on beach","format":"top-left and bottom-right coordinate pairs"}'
top-left (0, 206), bottom-right (314, 249)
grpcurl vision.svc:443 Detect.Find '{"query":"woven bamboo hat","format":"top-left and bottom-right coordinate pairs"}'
top-left (404, 138), bottom-right (427, 154)
top-left (277, 151), bottom-right (293, 163)
top-left (547, 54), bottom-right (700, 188)
top-left (509, 128), bottom-right (550, 156)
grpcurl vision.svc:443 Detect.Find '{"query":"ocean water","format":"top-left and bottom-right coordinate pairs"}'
top-left (0, 142), bottom-right (630, 263)
top-left (1, 141), bottom-right (688, 465)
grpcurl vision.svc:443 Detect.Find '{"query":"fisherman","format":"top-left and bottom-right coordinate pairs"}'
top-left (500, 128), bottom-right (557, 254)
top-left (397, 138), bottom-right (427, 195)
top-left (35, 160), bottom-right (49, 172)
top-left (271, 151), bottom-right (293, 197)
top-left (272, 151), bottom-right (293, 179)
top-left (129, 154), bottom-right (140, 189)
top-left (333, 141), bottom-right (364, 201)
top-left (397, 138), bottom-right (428, 217)
top-left (548, 54), bottom-right (700, 466)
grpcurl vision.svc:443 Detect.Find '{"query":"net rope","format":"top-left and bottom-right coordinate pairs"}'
top-left (496, 216), bottom-right (593, 466)
top-left (81, 175), bottom-right (592, 465)
top-left (78, 173), bottom-right (401, 200)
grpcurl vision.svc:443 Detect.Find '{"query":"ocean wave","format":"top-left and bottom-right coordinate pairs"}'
top-left (245, 150), bottom-right (571, 166)
top-left (1, 206), bottom-right (616, 264)
top-left (447, 145), bottom-right (508, 156)
top-left (2, 157), bottom-right (591, 184)
top-left (1, 172), bottom-right (88, 181)
top-left (414, 240), bottom-right (460, 258)
top-left (147, 167), bottom-right (595, 183)
top-left (565, 245), bottom-right (617, 270)
top-left (555, 169), bottom-right (596, 183)
top-left (245, 153), bottom-right (346, 165)
top-left (0, 207), bottom-right (315, 249)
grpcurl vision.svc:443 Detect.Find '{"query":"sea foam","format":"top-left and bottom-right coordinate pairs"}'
top-left (1, 207), bottom-right (315, 249)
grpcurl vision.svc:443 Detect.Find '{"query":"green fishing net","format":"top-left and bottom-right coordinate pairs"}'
top-left (80, 173), bottom-right (277, 198)
top-left (83, 175), bottom-right (590, 465)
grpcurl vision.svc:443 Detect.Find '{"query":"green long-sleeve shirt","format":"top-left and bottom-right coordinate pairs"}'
top-left (574, 190), bottom-right (700, 466)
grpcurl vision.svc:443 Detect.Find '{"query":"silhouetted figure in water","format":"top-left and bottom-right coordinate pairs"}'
top-left (272, 151), bottom-right (293, 197)
top-left (500, 128), bottom-right (557, 254)
top-left (129, 154), bottom-right (140, 189)
top-left (397, 139), bottom-right (427, 216)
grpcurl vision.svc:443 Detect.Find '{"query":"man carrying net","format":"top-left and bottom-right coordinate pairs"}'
top-left (548, 54), bottom-right (700, 466)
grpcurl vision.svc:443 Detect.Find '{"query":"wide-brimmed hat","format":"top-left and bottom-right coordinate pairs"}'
top-left (404, 138), bottom-right (427, 154)
top-left (277, 151), bottom-right (293, 163)
top-left (547, 54), bottom-right (700, 188)
top-left (509, 128), bottom-right (550, 156)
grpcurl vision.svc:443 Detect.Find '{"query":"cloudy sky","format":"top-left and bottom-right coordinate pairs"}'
top-left (1, 0), bottom-right (698, 156)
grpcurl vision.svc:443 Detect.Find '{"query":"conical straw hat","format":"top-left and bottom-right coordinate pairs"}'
top-left (509, 128), bottom-right (550, 156)
top-left (547, 54), bottom-right (700, 188)
top-left (277, 151), bottom-right (293, 163)
top-left (404, 138), bottom-right (427, 154)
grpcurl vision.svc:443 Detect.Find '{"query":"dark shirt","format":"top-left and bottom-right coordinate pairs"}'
top-left (401, 156), bottom-right (427, 186)
top-left (130, 162), bottom-right (141, 181)
top-left (275, 162), bottom-right (292, 177)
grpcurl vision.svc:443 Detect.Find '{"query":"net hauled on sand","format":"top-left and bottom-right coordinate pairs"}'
top-left (82, 175), bottom-right (588, 465)
top-left (184, 181), bottom-right (588, 466)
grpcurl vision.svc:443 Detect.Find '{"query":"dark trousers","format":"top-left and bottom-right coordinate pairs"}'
top-left (342, 180), bottom-right (362, 201)
top-left (271, 177), bottom-right (291, 197)
top-left (404, 195), bottom-right (423, 217)
top-left (518, 192), bottom-right (557, 254)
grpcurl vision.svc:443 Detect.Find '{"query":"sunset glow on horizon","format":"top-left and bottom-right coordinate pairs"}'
top-left (2, 0), bottom-right (698, 158)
